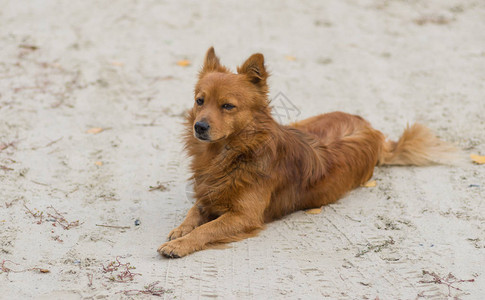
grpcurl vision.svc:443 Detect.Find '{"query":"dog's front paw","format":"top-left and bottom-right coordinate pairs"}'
top-left (157, 237), bottom-right (198, 258)
top-left (167, 225), bottom-right (195, 241)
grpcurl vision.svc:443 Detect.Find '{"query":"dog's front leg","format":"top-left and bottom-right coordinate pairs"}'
top-left (158, 191), bottom-right (268, 258)
top-left (167, 204), bottom-right (207, 241)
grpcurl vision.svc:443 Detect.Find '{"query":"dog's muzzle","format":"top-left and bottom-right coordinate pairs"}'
top-left (194, 121), bottom-right (210, 140)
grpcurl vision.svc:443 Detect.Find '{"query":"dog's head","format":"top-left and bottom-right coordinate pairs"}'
top-left (191, 47), bottom-right (269, 142)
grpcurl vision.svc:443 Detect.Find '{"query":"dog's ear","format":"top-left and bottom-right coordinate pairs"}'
top-left (199, 47), bottom-right (227, 78)
top-left (237, 53), bottom-right (268, 88)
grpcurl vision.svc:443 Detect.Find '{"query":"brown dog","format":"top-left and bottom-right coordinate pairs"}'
top-left (158, 47), bottom-right (457, 258)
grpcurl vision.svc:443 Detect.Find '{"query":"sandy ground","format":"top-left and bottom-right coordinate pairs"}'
top-left (1, 0), bottom-right (484, 299)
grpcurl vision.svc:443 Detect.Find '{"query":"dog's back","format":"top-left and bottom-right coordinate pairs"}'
top-left (266, 111), bottom-right (459, 220)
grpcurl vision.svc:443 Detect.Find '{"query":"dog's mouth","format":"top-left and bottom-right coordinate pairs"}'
top-left (194, 132), bottom-right (226, 143)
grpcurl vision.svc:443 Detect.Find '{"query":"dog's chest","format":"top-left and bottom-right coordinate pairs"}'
top-left (192, 170), bottom-right (235, 213)
top-left (190, 147), bottom-right (269, 215)
top-left (191, 159), bottom-right (246, 215)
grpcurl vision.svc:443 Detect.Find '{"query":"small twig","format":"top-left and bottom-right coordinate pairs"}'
top-left (87, 273), bottom-right (93, 287)
top-left (30, 180), bottom-right (69, 194)
top-left (23, 204), bottom-right (44, 224)
top-left (148, 182), bottom-right (167, 192)
top-left (345, 215), bottom-right (361, 222)
top-left (0, 141), bottom-right (16, 152)
top-left (102, 257), bottom-right (141, 283)
top-left (31, 137), bottom-right (63, 150)
top-left (52, 235), bottom-right (63, 243)
top-left (46, 205), bottom-right (81, 230)
top-left (31, 180), bottom-right (49, 186)
top-left (96, 224), bottom-right (130, 229)
top-left (0, 165), bottom-right (13, 171)
top-left (67, 186), bottom-right (79, 195)
top-left (420, 270), bottom-right (475, 297)
top-left (1, 259), bottom-right (50, 278)
top-left (23, 204), bottom-right (81, 229)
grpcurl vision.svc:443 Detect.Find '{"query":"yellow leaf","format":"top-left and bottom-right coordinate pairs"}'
top-left (285, 55), bottom-right (296, 61)
top-left (39, 269), bottom-right (50, 273)
top-left (305, 207), bottom-right (322, 214)
top-left (177, 59), bottom-right (191, 67)
top-left (94, 161), bottom-right (103, 166)
top-left (362, 180), bottom-right (377, 187)
top-left (87, 128), bottom-right (104, 134)
top-left (471, 154), bottom-right (485, 164)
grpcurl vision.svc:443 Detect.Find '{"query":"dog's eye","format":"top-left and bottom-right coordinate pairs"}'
top-left (222, 103), bottom-right (235, 110)
top-left (196, 98), bottom-right (204, 106)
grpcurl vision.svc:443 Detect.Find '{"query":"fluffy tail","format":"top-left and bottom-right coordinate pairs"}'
top-left (378, 123), bottom-right (460, 166)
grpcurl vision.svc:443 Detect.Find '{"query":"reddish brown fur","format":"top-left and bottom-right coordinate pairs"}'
top-left (157, 48), bottom-right (457, 258)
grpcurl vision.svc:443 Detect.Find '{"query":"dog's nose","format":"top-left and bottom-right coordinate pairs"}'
top-left (194, 121), bottom-right (210, 134)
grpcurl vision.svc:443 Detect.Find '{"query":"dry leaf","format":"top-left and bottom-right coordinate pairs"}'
top-left (94, 161), bottom-right (103, 166)
top-left (19, 44), bottom-right (39, 51)
top-left (470, 154), bottom-right (485, 164)
top-left (111, 61), bottom-right (124, 66)
top-left (87, 128), bottom-right (104, 134)
top-left (39, 269), bottom-right (50, 273)
top-left (305, 207), bottom-right (322, 214)
top-left (177, 59), bottom-right (191, 67)
top-left (285, 55), bottom-right (296, 61)
top-left (362, 180), bottom-right (377, 187)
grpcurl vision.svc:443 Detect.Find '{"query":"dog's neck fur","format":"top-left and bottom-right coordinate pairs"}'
top-left (184, 107), bottom-right (329, 190)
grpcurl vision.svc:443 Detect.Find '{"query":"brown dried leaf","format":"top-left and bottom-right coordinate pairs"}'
top-left (39, 269), bottom-right (50, 273)
top-left (177, 59), bottom-right (191, 67)
top-left (305, 207), bottom-right (322, 214)
top-left (87, 127), bottom-right (104, 134)
top-left (362, 180), bottom-right (377, 188)
top-left (470, 154), bottom-right (485, 164)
